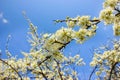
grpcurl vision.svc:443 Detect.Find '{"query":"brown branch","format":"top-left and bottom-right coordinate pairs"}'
top-left (54, 59), bottom-right (63, 80)
top-left (53, 19), bottom-right (100, 25)
top-left (114, 7), bottom-right (120, 13)
top-left (0, 59), bottom-right (22, 80)
top-left (53, 19), bottom-right (77, 23)
top-left (89, 65), bottom-right (97, 80)
top-left (114, 3), bottom-right (120, 16)
top-left (31, 69), bottom-right (48, 80)
top-left (108, 62), bottom-right (118, 80)
top-left (37, 55), bottom-right (51, 66)
top-left (4, 77), bottom-right (18, 80)
top-left (58, 39), bottom-right (73, 50)
top-left (28, 66), bottom-right (48, 80)
top-left (28, 56), bottom-right (51, 80)
top-left (114, 7), bottom-right (120, 16)
top-left (39, 67), bottom-right (48, 80)
top-left (115, 12), bottom-right (120, 16)
top-left (90, 20), bottom-right (101, 25)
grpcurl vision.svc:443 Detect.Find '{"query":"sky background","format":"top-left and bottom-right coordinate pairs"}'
top-left (0, 0), bottom-right (119, 79)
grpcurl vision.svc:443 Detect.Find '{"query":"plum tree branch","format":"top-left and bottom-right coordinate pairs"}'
top-left (53, 19), bottom-right (100, 26)
top-left (0, 59), bottom-right (22, 80)
top-left (89, 65), bottom-right (97, 80)
top-left (54, 59), bottom-right (63, 80)
top-left (108, 62), bottom-right (118, 80)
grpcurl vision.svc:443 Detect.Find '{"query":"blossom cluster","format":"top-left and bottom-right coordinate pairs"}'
top-left (0, 22), bottom-right (86, 80)
top-left (100, 0), bottom-right (120, 35)
top-left (90, 39), bottom-right (120, 80)
top-left (0, 0), bottom-right (120, 79)
top-left (0, 13), bottom-right (98, 79)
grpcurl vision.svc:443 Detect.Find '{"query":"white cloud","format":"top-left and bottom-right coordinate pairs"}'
top-left (0, 12), bottom-right (8, 24)
top-left (2, 18), bottom-right (8, 23)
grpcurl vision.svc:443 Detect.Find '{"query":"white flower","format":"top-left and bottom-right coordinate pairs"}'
top-left (114, 44), bottom-right (119, 49)
top-left (66, 21), bottom-right (75, 28)
top-left (43, 33), bottom-right (51, 38)
top-left (74, 55), bottom-right (80, 60)
top-left (99, 7), bottom-right (114, 24)
top-left (113, 24), bottom-right (120, 35)
top-left (55, 28), bottom-right (73, 43)
top-left (103, 0), bottom-right (118, 9)
top-left (77, 16), bottom-right (91, 28)
top-left (23, 77), bottom-right (30, 80)
top-left (90, 61), bottom-right (97, 67)
top-left (96, 71), bottom-right (101, 76)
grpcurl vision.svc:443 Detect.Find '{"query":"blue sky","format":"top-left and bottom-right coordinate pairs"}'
top-left (0, 0), bottom-right (119, 79)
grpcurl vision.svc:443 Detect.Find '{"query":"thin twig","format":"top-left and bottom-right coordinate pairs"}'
top-left (54, 59), bottom-right (63, 80)
top-left (5, 35), bottom-right (11, 51)
top-left (22, 11), bottom-right (31, 23)
top-left (37, 55), bottom-right (51, 66)
top-left (58, 39), bottom-right (73, 50)
top-left (108, 62), bottom-right (118, 80)
top-left (39, 67), bottom-right (48, 80)
top-left (89, 65), bottom-right (97, 80)
top-left (5, 35), bottom-right (11, 58)
top-left (53, 19), bottom-right (100, 25)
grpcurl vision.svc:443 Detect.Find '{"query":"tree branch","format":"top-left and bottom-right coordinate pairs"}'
top-left (37, 55), bottom-right (51, 66)
top-left (54, 59), bottom-right (63, 80)
top-left (108, 62), bottom-right (118, 80)
top-left (0, 59), bottom-right (22, 80)
top-left (53, 19), bottom-right (100, 26)
top-left (39, 67), bottom-right (48, 80)
top-left (89, 65), bottom-right (97, 80)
